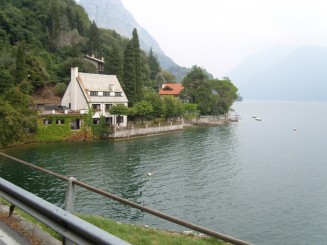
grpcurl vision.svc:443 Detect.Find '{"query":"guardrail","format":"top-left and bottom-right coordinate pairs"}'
top-left (0, 152), bottom-right (252, 245)
top-left (0, 177), bottom-right (130, 245)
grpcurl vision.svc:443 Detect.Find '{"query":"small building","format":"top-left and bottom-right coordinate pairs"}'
top-left (84, 54), bottom-right (104, 73)
top-left (159, 83), bottom-right (184, 98)
top-left (61, 67), bottom-right (128, 128)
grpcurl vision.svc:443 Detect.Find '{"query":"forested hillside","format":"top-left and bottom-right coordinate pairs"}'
top-left (0, 0), bottom-right (169, 92)
top-left (0, 0), bottom-right (167, 146)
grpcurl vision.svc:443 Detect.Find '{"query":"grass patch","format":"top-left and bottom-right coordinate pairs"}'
top-left (78, 213), bottom-right (226, 245)
top-left (0, 198), bottom-right (226, 245)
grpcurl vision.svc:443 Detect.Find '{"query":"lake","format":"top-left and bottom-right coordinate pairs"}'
top-left (1, 100), bottom-right (327, 245)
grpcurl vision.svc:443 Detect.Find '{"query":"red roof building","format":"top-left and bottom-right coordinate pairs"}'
top-left (159, 83), bottom-right (184, 97)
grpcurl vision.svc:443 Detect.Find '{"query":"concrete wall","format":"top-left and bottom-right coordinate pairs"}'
top-left (110, 124), bottom-right (183, 138)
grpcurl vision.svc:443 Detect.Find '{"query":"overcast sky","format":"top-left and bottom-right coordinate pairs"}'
top-left (121, 0), bottom-right (327, 78)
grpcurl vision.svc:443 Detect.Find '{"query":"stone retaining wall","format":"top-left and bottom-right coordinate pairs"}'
top-left (109, 123), bottom-right (183, 139)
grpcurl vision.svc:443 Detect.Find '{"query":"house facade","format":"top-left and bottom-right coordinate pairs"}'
top-left (84, 54), bottom-right (104, 73)
top-left (159, 83), bottom-right (184, 98)
top-left (61, 67), bottom-right (128, 128)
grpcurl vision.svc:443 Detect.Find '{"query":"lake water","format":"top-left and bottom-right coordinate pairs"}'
top-left (1, 100), bottom-right (327, 245)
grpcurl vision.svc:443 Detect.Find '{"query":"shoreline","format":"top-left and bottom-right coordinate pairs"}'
top-left (0, 119), bottom-right (237, 150)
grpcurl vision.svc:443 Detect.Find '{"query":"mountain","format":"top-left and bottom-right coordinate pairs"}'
top-left (228, 45), bottom-right (327, 101)
top-left (79, 0), bottom-right (188, 80)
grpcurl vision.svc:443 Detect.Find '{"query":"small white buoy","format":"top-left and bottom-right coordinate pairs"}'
top-left (148, 172), bottom-right (152, 177)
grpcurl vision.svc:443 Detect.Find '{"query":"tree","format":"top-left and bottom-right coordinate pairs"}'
top-left (182, 103), bottom-right (199, 120)
top-left (0, 87), bottom-right (37, 147)
top-left (148, 48), bottom-right (161, 80)
top-left (0, 67), bottom-right (13, 94)
top-left (144, 91), bottom-right (165, 122)
top-left (105, 45), bottom-right (123, 84)
top-left (181, 66), bottom-right (212, 114)
top-left (109, 104), bottom-right (129, 126)
top-left (133, 100), bottom-right (153, 124)
top-left (87, 20), bottom-right (100, 53)
top-left (15, 42), bottom-right (28, 84)
top-left (132, 28), bottom-right (143, 101)
top-left (123, 41), bottom-right (136, 105)
top-left (54, 83), bottom-right (67, 96)
top-left (163, 95), bottom-right (183, 121)
top-left (209, 79), bottom-right (238, 115)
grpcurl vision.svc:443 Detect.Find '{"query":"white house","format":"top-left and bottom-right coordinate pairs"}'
top-left (61, 67), bottom-right (129, 127)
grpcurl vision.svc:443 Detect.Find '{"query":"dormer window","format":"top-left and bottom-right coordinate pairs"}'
top-left (90, 91), bottom-right (98, 96)
top-left (103, 92), bottom-right (111, 96)
top-left (115, 92), bottom-right (122, 97)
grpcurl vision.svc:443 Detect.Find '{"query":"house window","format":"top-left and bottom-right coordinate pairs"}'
top-left (92, 104), bottom-right (101, 110)
top-left (117, 116), bottom-right (124, 124)
top-left (103, 92), bottom-right (111, 96)
top-left (105, 104), bottom-right (113, 110)
top-left (43, 119), bottom-right (52, 125)
top-left (106, 117), bottom-right (113, 125)
top-left (90, 91), bottom-right (98, 96)
top-left (115, 92), bottom-right (122, 97)
top-left (93, 118), bottom-right (100, 125)
top-left (56, 119), bottom-right (65, 124)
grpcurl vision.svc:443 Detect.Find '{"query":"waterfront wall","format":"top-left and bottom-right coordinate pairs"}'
top-left (109, 123), bottom-right (183, 139)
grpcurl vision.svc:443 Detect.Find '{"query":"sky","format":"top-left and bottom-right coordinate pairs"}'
top-left (121, 0), bottom-right (327, 78)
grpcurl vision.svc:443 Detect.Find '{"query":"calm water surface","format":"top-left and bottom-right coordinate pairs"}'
top-left (1, 100), bottom-right (327, 245)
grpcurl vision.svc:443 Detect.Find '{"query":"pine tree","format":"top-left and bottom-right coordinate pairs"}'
top-left (123, 41), bottom-right (136, 106)
top-left (148, 48), bottom-right (161, 80)
top-left (132, 28), bottom-right (143, 101)
top-left (15, 43), bottom-right (27, 84)
top-left (0, 67), bottom-right (13, 94)
top-left (106, 45), bottom-right (123, 84)
top-left (87, 20), bottom-right (100, 54)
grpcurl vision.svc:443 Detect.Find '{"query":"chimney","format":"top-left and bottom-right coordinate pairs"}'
top-left (71, 67), bottom-right (78, 110)
top-left (110, 84), bottom-right (115, 92)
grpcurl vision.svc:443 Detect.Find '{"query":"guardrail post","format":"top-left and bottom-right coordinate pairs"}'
top-left (64, 177), bottom-right (76, 245)
top-left (65, 177), bottom-right (76, 213)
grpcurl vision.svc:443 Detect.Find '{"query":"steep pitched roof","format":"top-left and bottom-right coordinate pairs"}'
top-left (78, 73), bottom-right (128, 103)
top-left (159, 83), bottom-right (184, 95)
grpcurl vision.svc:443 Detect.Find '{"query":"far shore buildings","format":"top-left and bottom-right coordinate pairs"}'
top-left (159, 83), bottom-right (184, 98)
top-left (60, 67), bottom-right (128, 128)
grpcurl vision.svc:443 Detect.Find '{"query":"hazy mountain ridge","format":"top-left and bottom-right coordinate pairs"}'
top-left (79, 0), bottom-right (189, 80)
top-left (229, 45), bottom-right (327, 101)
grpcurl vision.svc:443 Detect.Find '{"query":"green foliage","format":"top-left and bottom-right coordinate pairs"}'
top-left (132, 28), bottom-right (143, 101)
top-left (15, 42), bottom-right (28, 84)
top-left (144, 91), bottom-right (166, 121)
top-left (182, 66), bottom-right (238, 115)
top-left (132, 100), bottom-right (153, 124)
top-left (34, 117), bottom-right (72, 141)
top-left (182, 103), bottom-right (199, 120)
top-left (92, 115), bottom-right (109, 139)
top-left (79, 214), bottom-right (226, 245)
top-left (0, 66), bottom-right (14, 93)
top-left (54, 82), bottom-right (67, 96)
top-left (148, 47), bottom-right (161, 81)
top-left (123, 41), bottom-right (136, 105)
top-left (0, 87), bottom-right (37, 147)
top-left (57, 57), bottom-right (98, 80)
top-left (84, 105), bottom-right (95, 136)
top-left (109, 104), bottom-right (129, 126)
top-left (87, 20), bottom-right (100, 53)
top-left (105, 45), bottom-right (123, 83)
top-left (209, 78), bottom-right (238, 115)
top-left (163, 95), bottom-right (183, 120)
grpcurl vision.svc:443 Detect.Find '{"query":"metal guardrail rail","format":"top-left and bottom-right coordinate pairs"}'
top-left (0, 177), bottom-right (131, 245)
top-left (0, 152), bottom-right (252, 245)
